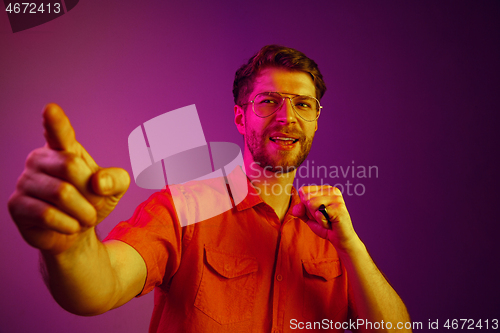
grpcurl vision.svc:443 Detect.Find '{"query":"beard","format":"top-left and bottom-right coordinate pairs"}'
top-left (245, 123), bottom-right (314, 174)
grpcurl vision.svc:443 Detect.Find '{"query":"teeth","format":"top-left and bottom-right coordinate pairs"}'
top-left (272, 137), bottom-right (295, 141)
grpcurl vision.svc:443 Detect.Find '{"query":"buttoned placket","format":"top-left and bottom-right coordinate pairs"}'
top-left (270, 213), bottom-right (297, 333)
top-left (243, 183), bottom-right (301, 333)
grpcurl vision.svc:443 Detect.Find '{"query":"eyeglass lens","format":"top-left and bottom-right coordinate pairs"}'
top-left (253, 92), bottom-right (319, 120)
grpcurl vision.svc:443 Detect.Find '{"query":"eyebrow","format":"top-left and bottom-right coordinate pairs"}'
top-left (256, 91), bottom-right (312, 97)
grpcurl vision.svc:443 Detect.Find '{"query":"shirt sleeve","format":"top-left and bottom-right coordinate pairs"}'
top-left (103, 189), bottom-right (189, 296)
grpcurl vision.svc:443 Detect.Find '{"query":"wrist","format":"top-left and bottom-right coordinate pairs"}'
top-left (332, 234), bottom-right (366, 257)
top-left (41, 227), bottom-right (98, 263)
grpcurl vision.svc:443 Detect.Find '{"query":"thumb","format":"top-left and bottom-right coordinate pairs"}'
top-left (293, 203), bottom-right (329, 239)
top-left (292, 202), bottom-right (307, 220)
top-left (92, 167), bottom-right (131, 197)
top-left (42, 103), bottom-right (77, 152)
top-left (292, 202), bottom-right (316, 223)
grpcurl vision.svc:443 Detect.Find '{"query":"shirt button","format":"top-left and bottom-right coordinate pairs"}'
top-left (272, 329), bottom-right (280, 333)
top-left (276, 274), bottom-right (283, 281)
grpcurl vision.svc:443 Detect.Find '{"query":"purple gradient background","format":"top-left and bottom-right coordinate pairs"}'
top-left (1, 1), bottom-right (499, 332)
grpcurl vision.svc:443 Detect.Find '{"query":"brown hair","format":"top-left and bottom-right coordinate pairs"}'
top-left (233, 45), bottom-right (326, 106)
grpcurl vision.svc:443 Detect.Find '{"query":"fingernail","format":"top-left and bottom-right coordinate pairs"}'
top-left (100, 174), bottom-right (113, 193)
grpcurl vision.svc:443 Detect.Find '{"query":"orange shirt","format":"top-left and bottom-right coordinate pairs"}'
top-left (105, 171), bottom-right (357, 332)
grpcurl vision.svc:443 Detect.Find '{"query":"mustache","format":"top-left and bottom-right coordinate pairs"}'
top-left (264, 125), bottom-right (306, 141)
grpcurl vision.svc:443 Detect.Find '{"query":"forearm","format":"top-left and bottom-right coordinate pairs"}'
top-left (40, 227), bottom-right (124, 316)
top-left (338, 237), bottom-right (411, 332)
top-left (295, 186), bottom-right (411, 331)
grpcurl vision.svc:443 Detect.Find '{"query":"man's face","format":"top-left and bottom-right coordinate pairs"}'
top-left (235, 67), bottom-right (318, 173)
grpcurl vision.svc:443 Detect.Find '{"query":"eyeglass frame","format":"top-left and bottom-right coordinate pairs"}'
top-left (240, 91), bottom-right (323, 122)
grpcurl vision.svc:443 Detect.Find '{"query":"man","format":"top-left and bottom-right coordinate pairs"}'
top-left (8, 45), bottom-right (411, 332)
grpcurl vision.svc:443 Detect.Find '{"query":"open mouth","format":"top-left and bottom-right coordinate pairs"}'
top-left (270, 136), bottom-right (299, 146)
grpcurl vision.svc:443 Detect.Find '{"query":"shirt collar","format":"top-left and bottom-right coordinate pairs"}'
top-left (226, 166), bottom-right (301, 212)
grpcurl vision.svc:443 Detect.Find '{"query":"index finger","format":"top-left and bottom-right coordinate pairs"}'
top-left (43, 103), bottom-right (77, 152)
top-left (298, 185), bottom-right (337, 200)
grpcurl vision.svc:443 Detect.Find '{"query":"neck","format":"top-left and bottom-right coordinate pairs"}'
top-left (243, 156), bottom-right (296, 223)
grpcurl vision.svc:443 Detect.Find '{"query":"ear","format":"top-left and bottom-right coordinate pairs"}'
top-left (314, 120), bottom-right (318, 132)
top-left (234, 105), bottom-right (246, 135)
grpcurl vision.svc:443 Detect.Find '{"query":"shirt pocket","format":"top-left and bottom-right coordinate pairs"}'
top-left (194, 246), bottom-right (259, 324)
top-left (302, 258), bottom-right (345, 321)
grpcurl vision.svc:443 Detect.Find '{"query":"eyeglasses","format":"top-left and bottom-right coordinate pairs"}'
top-left (242, 92), bottom-right (322, 122)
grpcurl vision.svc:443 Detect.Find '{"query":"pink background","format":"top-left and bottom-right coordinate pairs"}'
top-left (1, 1), bottom-right (499, 332)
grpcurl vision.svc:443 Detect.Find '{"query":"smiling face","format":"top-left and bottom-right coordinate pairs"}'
top-left (234, 67), bottom-right (319, 173)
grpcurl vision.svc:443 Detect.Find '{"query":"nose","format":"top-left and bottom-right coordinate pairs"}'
top-left (275, 97), bottom-right (297, 124)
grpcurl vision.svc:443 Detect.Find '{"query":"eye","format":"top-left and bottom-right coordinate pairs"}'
top-left (294, 96), bottom-right (316, 110)
top-left (255, 93), bottom-right (281, 105)
top-left (261, 99), bottom-right (278, 104)
top-left (296, 102), bottom-right (312, 108)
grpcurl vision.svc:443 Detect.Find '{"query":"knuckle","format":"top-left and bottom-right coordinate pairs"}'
top-left (333, 202), bottom-right (345, 211)
top-left (17, 168), bottom-right (37, 186)
top-left (16, 171), bottom-right (30, 190)
top-left (7, 192), bottom-right (21, 216)
top-left (55, 181), bottom-right (74, 203)
top-left (25, 147), bottom-right (48, 169)
top-left (40, 206), bottom-right (56, 226)
top-left (25, 150), bottom-right (39, 169)
top-left (60, 154), bottom-right (82, 178)
top-left (300, 185), bottom-right (310, 192)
